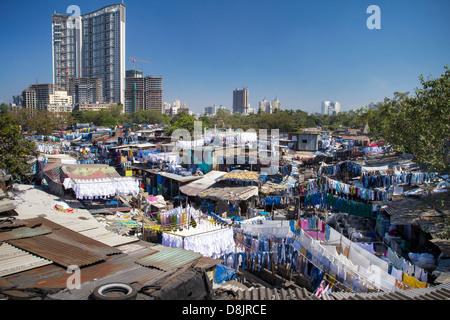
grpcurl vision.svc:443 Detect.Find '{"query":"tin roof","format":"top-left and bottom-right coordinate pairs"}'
top-left (6, 217), bottom-right (121, 268)
top-left (135, 247), bottom-right (203, 271)
top-left (0, 243), bottom-right (52, 277)
top-left (0, 225), bottom-right (52, 242)
top-left (327, 282), bottom-right (450, 300)
top-left (236, 286), bottom-right (320, 300)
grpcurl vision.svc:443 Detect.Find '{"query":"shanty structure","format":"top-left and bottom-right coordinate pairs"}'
top-left (42, 163), bottom-right (139, 199)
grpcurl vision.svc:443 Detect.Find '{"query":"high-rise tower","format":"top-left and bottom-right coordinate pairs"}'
top-left (233, 87), bottom-right (250, 114)
top-left (52, 4), bottom-right (126, 105)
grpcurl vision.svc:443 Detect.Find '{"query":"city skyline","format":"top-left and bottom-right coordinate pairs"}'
top-left (0, 0), bottom-right (449, 114)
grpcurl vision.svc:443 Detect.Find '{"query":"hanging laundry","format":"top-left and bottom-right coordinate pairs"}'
top-left (403, 273), bottom-right (427, 289)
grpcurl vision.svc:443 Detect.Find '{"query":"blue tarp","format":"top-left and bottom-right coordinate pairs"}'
top-left (214, 264), bottom-right (237, 284)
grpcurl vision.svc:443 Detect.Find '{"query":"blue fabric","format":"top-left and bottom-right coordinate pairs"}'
top-left (310, 266), bottom-right (324, 291)
top-left (214, 264), bottom-right (236, 284)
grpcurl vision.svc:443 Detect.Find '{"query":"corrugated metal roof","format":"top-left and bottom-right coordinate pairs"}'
top-left (23, 217), bottom-right (122, 255)
top-left (48, 264), bottom-right (165, 300)
top-left (0, 190), bottom-right (15, 213)
top-left (7, 234), bottom-right (107, 268)
top-left (194, 256), bottom-right (223, 270)
top-left (6, 217), bottom-right (122, 268)
top-left (0, 226), bottom-right (52, 242)
top-left (35, 214), bottom-right (139, 247)
top-left (0, 218), bottom-right (26, 230)
top-left (2, 242), bottom-right (160, 290)
top-left (327, 283), bottom-right (450, 300)
top-left (0, 243), bottom-right (52, 277)
top-left (135, 247), bottom-right (203, 271)
top-left (179, 171), bottom-right (227, 196)
top-left (236, 286), bottom-right (320, 300)
top-left (78, 228), bottom-right (139, 247)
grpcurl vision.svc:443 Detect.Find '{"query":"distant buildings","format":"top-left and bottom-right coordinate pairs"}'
top-left (68, 77), bottom-right (103, 107)
top-left (204, 105), bottom-right (226, 116)
top-left (233, 87), bottom-right (251, 115)
top-left (51, 3), bottom-right (126, 105)
top-left (124, 69), bottom-right (163, 114)
top-left (321, 101), bottom-right (340, 115)
top-left (22, 88), bottom-right (37, 110)
top-left (368, 101), bottom-right (380, 110)
top-left (77, 102), bottom-right (116, 112)
top-left (21, 84), bottom-right (57, 111)
top-left (259, 98), bottom-right (281, 114)
top-left (145, 76), bottom-right (163, 113)
top-left (30, 84), bottom-right (55, 111)
top-left (179, 104), bottom-right (190, 114)
top-left (21, 84), bottom-right (73, 112)
top-left (47, 90), bottom-right (73, 113)
top-left (272, 98), bottom-right (281, 113)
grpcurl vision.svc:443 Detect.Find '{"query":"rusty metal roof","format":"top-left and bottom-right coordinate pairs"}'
top-left (2, 242), bottom-right (161, 290)
top-left (6, 217), bottom-right (121, 268)
top-left (135, 247), bottom-right (203, 271)
top-left (0, 226), bottom-right (52, 242)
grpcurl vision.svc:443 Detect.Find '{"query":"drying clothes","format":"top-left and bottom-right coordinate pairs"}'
top-left (403, 273), bottom-right (427, 289)
top-left (323, 177), bottom-right (392, 201)
top-left (156, 205), bottom-right (199, 229)
top-left (68, 177), bottom-right (139, 199)
top-left (310, 266), bottom-right (324, 291)
top-left (356, 243), bottom-right (375, 255)
top-left (420, 270), bottom-right (428, 283)
top-left (324, 194), bottom-right (374, 218)
top-left (390, 266), bottom-right (404, 281)
top-left (387, 248), bottom-right (404, 270)
top-left (407, 262), bottom-right (415, 276)
top-left (402, 259), bottom-right (410, 274)
top-left (162, 221), bottom-right (235, 259)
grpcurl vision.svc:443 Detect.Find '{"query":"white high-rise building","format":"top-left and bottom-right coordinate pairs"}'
top-left (52, 4), bottom-right (126, 105)
top-left (272, 98), bottom-right (281, 113)
top-left (259, 99), bottom-right (271, 113)
top-left (47, 90), bottom-right (73, 113)
top-left (259, 98), bottom-right (281, 114)
top-left (321, 101), bottom-right (340, 115)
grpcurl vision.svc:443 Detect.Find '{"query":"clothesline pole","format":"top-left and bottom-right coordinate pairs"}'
top-left (234, 235), bottom-right (238, 273)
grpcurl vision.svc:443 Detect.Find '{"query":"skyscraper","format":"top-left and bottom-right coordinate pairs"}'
top-left (259, 99), bottom-right (271, 113)
top-left (233, 87), bottom-right (250, 114)
top-left (271, 98), bottom-right (281, 113)
top-left (321, 101), bottom-right (340, 115)
top-left (259, 98), bottom-right (281, 114)
top-left (125, 69), bottom-right (145, 114)
top-left (68, 77), bottom-right (103, 107)
top-left (52, 4), bottom-right (126, 105)
top-left (124, 70), bottom-right (163, 114)
top-left (29, 84), bottom-right (56, 111)
top-left (145, 76), bottom-right (163, 113)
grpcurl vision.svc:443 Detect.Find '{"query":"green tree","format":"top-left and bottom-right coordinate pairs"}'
top-left (165, 112), bottom-right (202, 135)
top-left (368, 66), bottom-right (450, 173)
top-left (101, 117), bottom-right (119, 128)
top-left (0, 113), bottom-right (37, 179)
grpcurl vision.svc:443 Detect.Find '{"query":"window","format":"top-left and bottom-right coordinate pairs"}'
top-left (302, 140), bottom-right (308, 144)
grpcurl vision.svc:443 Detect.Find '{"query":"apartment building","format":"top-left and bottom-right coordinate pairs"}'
top-left (52, 3), bottom-right (126, 105)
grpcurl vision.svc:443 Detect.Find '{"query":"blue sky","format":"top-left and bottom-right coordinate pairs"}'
top-left (0, 0), bottom-right (449, 113)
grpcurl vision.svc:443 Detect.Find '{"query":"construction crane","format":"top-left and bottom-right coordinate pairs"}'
top-left (128, 56), bottom-right (150, 70)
